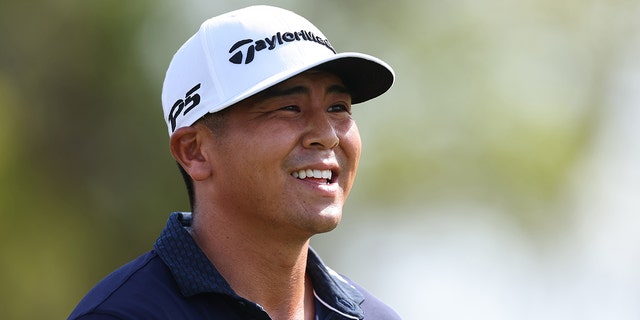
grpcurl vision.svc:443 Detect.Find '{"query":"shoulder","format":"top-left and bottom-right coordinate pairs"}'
top-left (348, 279), bottom-right (403, 319)
top-left (68, 251), bottom-right (180, 319)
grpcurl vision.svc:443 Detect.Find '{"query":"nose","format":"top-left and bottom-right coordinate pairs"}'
top-left (302, 111), bottom-right (339, 150)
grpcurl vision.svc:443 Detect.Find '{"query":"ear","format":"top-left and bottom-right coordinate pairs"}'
top-left (169, 126), bottom-right (212, 181)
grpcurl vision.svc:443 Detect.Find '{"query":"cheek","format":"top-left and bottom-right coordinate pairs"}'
top-left (230, 130), bottom-right (297, 181)
top-left (344, 122), bottom-right (362, 165)
top-left (340, 123), bottom-right (362, 192)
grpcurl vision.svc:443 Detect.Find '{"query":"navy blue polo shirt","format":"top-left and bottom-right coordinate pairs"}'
top-left (68, 212), bottom-right (400, 319)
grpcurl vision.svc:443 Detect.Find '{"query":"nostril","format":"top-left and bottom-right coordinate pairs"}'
top-left (303, 120), bottom-right (339, 149)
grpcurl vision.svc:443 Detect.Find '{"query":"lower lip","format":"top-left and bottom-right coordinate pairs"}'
top-left (294, 177), bottom-right (340, 195)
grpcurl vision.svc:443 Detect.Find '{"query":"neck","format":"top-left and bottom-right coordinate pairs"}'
top-left (191, 209), bottom-right (315, 320)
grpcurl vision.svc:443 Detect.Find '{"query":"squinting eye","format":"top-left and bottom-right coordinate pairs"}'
top-left (328, 104), bottom-right (351, 113)
top-left (280, 105), bottom-right (300, 112)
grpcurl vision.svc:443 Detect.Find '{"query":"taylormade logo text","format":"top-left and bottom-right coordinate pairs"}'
top-left (228, 30), bottom-right (336, 64)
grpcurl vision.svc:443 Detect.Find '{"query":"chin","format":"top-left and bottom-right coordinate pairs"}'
top-left (311, 207), bottom-right (343, 234)
top-left (312, 220), bottom-right (340, 235)
top-left (289, 203), bottom-right (344, 236)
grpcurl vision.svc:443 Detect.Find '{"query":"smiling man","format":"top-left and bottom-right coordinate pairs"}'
top-left (69, 5), bottom-right (397, 320)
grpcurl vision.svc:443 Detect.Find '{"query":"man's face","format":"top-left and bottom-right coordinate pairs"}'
top-left (202, 70), bottom-right (360, 238)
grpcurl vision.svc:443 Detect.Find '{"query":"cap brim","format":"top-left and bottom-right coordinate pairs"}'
top-left (313, 53), bottom-right (395, 104)
top-left (208, 52), bottom-right (394, 114)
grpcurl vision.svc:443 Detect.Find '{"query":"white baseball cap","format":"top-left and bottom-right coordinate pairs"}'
top-left (161, 5), bottom-right (395, 135)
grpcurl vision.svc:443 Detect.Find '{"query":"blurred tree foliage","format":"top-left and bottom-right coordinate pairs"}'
top-left (319, 0), bottom-right (632, 229)
top-left (0, 1), bottom-right (186, 318)
top-left (1, 0), bottom-right (637, 318)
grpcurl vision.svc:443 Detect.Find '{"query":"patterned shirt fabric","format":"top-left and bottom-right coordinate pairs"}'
top-left (68, 212), bottom-right (401, 319)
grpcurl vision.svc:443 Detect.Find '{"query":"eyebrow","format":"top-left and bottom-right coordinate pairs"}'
top-left (260, 84), bottom-right (351, 100)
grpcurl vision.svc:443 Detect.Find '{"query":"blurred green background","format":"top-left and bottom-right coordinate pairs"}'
top-left (2, 0), bottom-right (640, 319)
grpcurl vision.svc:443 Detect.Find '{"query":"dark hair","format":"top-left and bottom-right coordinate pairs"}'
top-left (176, 109), bottom-right (229, 212)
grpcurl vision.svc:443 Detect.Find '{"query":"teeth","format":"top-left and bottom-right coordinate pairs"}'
top-left (292, 169), bottom-right (332, 181)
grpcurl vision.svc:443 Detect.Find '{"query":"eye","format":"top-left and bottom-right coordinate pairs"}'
top-left (328, 104), bottom-right (351, 114)
top-left (280, 105), bottom-right (300, 112)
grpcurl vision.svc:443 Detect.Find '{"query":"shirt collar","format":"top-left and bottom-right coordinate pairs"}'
top-left (154, 212), bottom-right (364, 318)
top-left (153, 212), bottom-right (236, 297)
top-left (307, 247), bottom-right (365, 319)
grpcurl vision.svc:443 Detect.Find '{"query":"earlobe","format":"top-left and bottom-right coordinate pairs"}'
top-left (169, 126), bottom-right (212, 181)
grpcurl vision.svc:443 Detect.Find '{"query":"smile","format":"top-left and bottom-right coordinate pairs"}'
top-left (291, 169), bottom-right (332, 184)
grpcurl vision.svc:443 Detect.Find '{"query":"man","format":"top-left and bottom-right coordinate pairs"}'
top-left (69, 5), bottom-right (398, 320)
